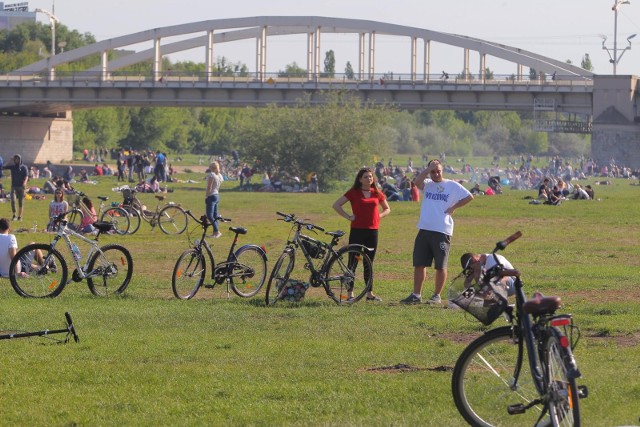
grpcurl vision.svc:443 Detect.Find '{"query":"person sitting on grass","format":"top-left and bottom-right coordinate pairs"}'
top-left (78, 197), bottom-right (98, 234)
top-left (0, 218), bottom-right (46, 278)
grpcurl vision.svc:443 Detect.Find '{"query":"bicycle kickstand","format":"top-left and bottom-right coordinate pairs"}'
top-left (225, 279), bottom-right (231, 300)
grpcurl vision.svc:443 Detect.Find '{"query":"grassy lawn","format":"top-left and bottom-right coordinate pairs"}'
top-left (1, 168), bottom-right (639, 426)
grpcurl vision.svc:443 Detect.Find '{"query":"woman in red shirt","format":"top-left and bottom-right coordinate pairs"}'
top-left (332, 167), bottom-right (391, 302)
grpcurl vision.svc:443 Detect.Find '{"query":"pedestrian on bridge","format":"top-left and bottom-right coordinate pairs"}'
top-left (2, 154), bottom-right (29, 221)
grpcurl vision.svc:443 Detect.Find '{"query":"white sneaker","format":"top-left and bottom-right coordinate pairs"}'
top-left (212, 231), bottom-right (222, 238)
top-left (426, 294), bottom-right (442, 304)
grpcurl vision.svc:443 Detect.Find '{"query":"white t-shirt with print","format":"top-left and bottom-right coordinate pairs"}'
top-left (417, 179), bottom-right (472, 236)
top-left (0, 233), bottom-right (18, 277)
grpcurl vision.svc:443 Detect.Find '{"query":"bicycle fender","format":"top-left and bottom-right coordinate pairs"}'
top-left (236, 244), bottom-right (268, 260)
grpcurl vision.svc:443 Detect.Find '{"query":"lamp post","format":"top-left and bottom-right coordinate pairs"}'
top-left (34, 8), bottom-right (59, 57)
top-left (602, 0), bottom-right (635, 75)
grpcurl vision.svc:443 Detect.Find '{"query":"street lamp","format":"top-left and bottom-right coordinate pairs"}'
top-left (601, 0), bottom-right (634, 75)
top-left (34, 8), bottom-right (59, 57)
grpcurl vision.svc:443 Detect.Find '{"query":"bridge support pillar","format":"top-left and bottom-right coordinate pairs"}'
top-left (0, 113), bottom-right (73, 164)
top-left (591, 75), bottom-right (640, 169)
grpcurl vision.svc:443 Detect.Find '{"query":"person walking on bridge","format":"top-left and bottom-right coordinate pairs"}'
top-left (2, 154), bottom-right (29, 221)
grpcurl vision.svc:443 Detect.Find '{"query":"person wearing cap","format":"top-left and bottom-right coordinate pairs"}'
top-left (2, 154), bottom-right (29, 221)
top-left (460, 252), bottom-right (516, 296)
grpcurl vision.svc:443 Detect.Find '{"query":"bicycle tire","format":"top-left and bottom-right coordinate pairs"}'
top-left (322, 245), bottom-right (372, 304)
top-left (67, 208), bottom-right (84, 232)
top-left (158, 205), bottom-right (188, 235)
top-left (452, 326), bottom-right (551, 427)
top-left (122, 205), bottom-right (141, 235)
top-left (172, 248), bottom-right (206, 299)
top-left (544, 328), bottom-right (581, 426)
top-left (101, 206), bottom-right (131, 235)
top-left (230, 245), bottom-right (267, 297)
top-left (9, 244), bottom-right (68, 298)
top-left (86, 244), bottom-right (133, 296)
top-left (265, 249), bottom-right (295, 306)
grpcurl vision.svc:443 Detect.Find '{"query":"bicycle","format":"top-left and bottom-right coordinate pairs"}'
top-left (171, 210), bottom-right (268, 299)
top-left (66, 190), bottom-right (130, 235)
top-left (0, 312), bottom-right (79, 344)
top-left (120, 187), bottom-right (188, 235)
top-left (265, 212), bottom-right (373, 305)
top-left (9, 211), bottom-right (134, 298)
top-left (449, 231), bottom-right (588, 426)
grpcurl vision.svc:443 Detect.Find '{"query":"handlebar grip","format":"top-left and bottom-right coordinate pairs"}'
top-left (65, 312), bottom-right (80, 343)
top-left (219, 217), bottom-right (232, 223)
top-left (496, 231), bottom-right (522, 250)
top-left (276, 211), bottom-right (287, 217)
top-left (315, 225), bottom-right (325, 232)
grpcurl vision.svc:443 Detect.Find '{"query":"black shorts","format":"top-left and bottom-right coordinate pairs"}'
top-left (412, 229), bottom-right (451, 269)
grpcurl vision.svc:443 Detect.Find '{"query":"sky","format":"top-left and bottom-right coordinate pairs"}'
top-left (25, 0), bottom-right (640, 77)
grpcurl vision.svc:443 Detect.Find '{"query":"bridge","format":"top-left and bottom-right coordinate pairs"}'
top-left (0, 16), bottom-right (638, 167)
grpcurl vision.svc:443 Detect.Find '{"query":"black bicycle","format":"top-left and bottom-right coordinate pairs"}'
top-left (0, 312), bottom-right (79, 344)
top-left (265, 212), bottom-right (373, 305)
top-left (171, 211), bottom-right (268, 299)
top-left (449, 231), bottom-right (588, 426)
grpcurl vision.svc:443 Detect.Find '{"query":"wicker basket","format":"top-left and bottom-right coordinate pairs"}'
top-left (448, 271), bottom-right (509, 326)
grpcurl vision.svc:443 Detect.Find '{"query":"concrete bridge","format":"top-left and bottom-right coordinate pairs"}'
top-left (0, 16), bottom-right (638, 167)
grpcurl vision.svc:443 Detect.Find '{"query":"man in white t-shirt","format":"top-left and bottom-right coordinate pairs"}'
top-left (0, 217), bottom-right (19, 277)
top-left (400, 159), bottom-right (474, 305)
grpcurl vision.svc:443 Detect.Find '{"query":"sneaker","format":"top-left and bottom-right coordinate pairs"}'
top-left (212, 231), bottom-right (222, 239)
top-left (426, 294), bottom-right (442, 304)
top-left (11, 215), bottom-right (16, 221)
top-left (400, 294), bottom-right (422, 304)
top-left (366, 295), bottom-right (383, 302)
top-left (17, 216), bottom-right (22, 221)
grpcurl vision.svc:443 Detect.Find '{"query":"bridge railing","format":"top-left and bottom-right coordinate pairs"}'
top-left (0, 70), bottom-right (593, 88)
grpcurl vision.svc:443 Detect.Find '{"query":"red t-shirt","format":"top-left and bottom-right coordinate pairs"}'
top-left (344, 188), bottom-right (386, 230)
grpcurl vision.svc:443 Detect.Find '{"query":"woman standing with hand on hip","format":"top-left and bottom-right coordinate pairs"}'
top-left (205, 161), bottom-right (224, 238)
top-left (333, 167), bottom-right (390, 302)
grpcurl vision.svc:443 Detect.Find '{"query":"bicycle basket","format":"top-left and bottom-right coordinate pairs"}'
top-left (447, 271), bottom-right (509, 326)
top-left (279, 279), bottom-right (310, 302)
top-left (122, 188), bottom-right (134, 205)
top-left (300, 236), bottom-right (325, 259)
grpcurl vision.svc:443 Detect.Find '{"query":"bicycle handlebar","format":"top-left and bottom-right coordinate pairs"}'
top-left (65, 312), bottom-right (80, 343)
top-left (184, 209), bottom-right (231, 226)
top-left (494, 231), bottom-right (522, 252)
top-left (276, 211), bottom-right (325, 232)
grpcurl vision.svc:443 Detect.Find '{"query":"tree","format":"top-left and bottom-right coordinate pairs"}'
top-left (234, 92), bottom-right (392, 188)
top-left (581, 54), bottom-right (593, 71)
top-left (344, 61), bottom-right (355, 79)
top-left (278, 62), bottom-right (306, 78)
top-left (322, 50), bottom-right (335, 78)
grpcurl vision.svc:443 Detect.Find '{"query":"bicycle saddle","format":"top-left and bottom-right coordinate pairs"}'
top-left (93, 221), bottom-right (115, 234)
top-left (98, 196), bottom-right (109, 201)
top-left (326, 230), bottom-right (345, 238)
top-left (230, 226), bottom-right (247, 235)
top-left (523, 295), bottom-right (562, 316)
top-left (155, 195), bottom-right (166, 201)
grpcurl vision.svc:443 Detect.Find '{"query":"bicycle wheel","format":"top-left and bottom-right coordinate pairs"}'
top-left (9, 244), bottom-right (68, 298)
top-left (158, 205), bottom-right (188, 235)
top-left (101, 206), bottom-right (131, 235)
top-left (545, 329), bottom-right (580, 426)
top-left (67, 208), bottom-right (84, 232)
top-left (122, 205), bottom-right (141, 235)
top-left (86, 244), bottom-right (133, 296)
top-left (172, 249), bottom-right (206, 299)
top-left (265, 249), bottom-right (295, 306)
top-left (230, 245), bottom-right (267, 297)
top-left (322, 245), bottom-right (372, 304)
top-left (452, 326), bottom-right (548, 427)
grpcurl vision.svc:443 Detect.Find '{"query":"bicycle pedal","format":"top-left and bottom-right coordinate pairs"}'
top-left (578, 385), bottom-right (589, 399)
top-left (204, 284), bottom-right (215, 289)
top-left (507, 404), bottom-right (526, 415)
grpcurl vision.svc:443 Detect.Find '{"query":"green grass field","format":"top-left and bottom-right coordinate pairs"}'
top-left (1, 169), bottom-right (639, 426)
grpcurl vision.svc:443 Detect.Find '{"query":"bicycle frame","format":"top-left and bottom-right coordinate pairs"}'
top-left (49, 218), bottom-right (104, 282)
